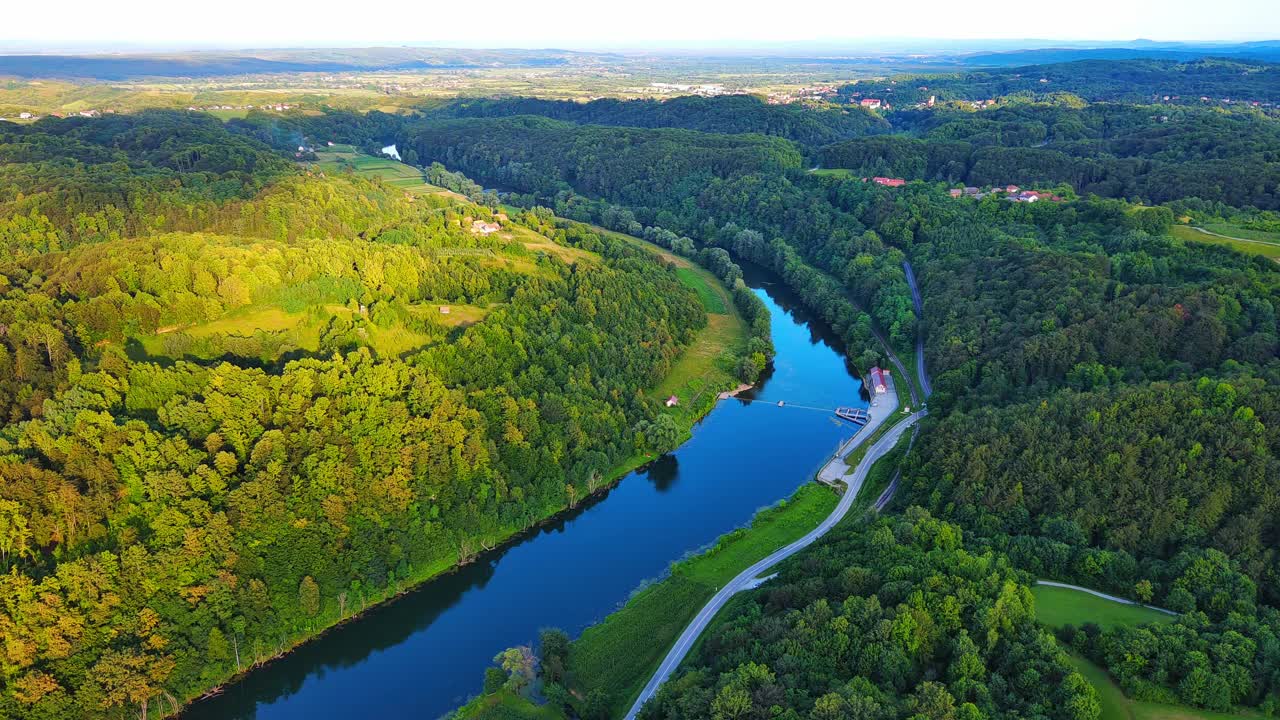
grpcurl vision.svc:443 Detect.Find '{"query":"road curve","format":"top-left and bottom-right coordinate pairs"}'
top-left (903, 261), bottom-right (932, 400)
top-left (1035, 580), bottom-right (1177, 616)
top-left (624, 411), bottom-right (926, 719)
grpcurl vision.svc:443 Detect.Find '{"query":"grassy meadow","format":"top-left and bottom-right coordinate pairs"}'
top-left (312, 144), bottom-right (450, 196)
top-left (1032, 584), bottom-right (1176, 631)
top-left (1171, 224), bottom-right (1280, 261)
top-left (1038, 586), bottom-right (1264, 720)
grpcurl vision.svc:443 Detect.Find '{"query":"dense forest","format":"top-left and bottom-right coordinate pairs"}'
top-left (5, 55), bottom-right (1280, 720)
top-left (819, 102), bottom-right (1280, 208)
top-left (0, 112), bottom-right (725, 719)
top-left (430, 95), bottom-right (889, 147)
top-left (370, 86), bottom-right (1280, 717)
top-left (639, 510), bottom-right (1101, 720)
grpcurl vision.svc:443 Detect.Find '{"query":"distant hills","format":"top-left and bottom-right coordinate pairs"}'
top-left (0, 47), bottom-right (587, 79)
top-left (3, 41), bottom-right (1280, 81)
top-left (961, 41), bottom-right (1280, 66)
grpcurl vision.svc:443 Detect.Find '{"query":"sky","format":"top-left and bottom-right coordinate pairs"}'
top-left (3, 0), bottom-right (1278, 52)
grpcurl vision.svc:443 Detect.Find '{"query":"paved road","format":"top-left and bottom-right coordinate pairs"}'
top-left (819, 375), bottom-right (900, 483)
top-left (1036, 580), bottom-right (1177, 616)
top-left (872, 422), bottom-right (920, 511)
top-left (624, 411), bottom-right (926, 718)
top-left (903, 261), bottom-right (933, 400)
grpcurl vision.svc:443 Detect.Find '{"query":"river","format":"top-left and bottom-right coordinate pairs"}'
top-left (182, 264), bottom-right (869, 719)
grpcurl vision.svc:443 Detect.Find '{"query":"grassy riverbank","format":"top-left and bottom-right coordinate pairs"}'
top-left (452, 482), bottom-right (839, 720)
top-left (600, 225), bottom-right (748, 435)
top-left (566, 482), bottom-right (839, 716)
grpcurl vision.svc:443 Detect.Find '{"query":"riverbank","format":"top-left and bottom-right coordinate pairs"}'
top-left (453, 482), bottom-right (840, 720)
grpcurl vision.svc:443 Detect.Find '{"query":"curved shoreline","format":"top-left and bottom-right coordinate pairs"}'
top-left (625, 406), bottom-right (925, 718)
top-left (177, 247), bottom-right (752, 718)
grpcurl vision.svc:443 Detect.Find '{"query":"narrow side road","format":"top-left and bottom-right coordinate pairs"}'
top-left (1036, 580), bottom-right (1178, 616)
top-left (624, 410), bottom-right (926, 719)
top-left (903, 261), bottom-right (932, 400)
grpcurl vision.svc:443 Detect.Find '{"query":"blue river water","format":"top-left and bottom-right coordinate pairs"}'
top-left (182, 265), bottom-right (868, 719)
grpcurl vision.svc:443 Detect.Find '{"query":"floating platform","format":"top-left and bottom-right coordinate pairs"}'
top-left (835, 407), bottom-right (870, 425)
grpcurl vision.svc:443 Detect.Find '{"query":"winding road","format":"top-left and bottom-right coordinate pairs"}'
top-left (624, 408), bottom-right (926, 717)
top-left (624, 260), bottom-right (936, 717)
top-left (903, 261), bottom-right (932, 400)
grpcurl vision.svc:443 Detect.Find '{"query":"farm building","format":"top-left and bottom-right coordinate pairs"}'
top-left (665, 395), bottom-right (679, 407)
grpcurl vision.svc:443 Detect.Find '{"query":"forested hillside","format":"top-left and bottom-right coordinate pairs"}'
top-left (0, 112), bottom-right (722, 720)
top-left (399, 116), bottom-right (920, 355)
top-left (431, 95), bottom-right (889, 147)
top-left (819, 102), bottom-right (1280, 207)
top-left (361, 91), bottom-right (1280, 718)
top-left (837, 58), bottom-right (1280, 105)
top-left (639, 511), bottom-right (1100, 720)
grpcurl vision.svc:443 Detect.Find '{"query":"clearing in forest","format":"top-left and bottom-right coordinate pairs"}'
top-left (1032, 584), bottom-right (1175, 630)
top-left (1171, 224), bottom-right (1280, 262)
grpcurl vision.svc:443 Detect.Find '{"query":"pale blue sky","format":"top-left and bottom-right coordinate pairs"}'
top-left (3, 0), bottom-right (1277, 51)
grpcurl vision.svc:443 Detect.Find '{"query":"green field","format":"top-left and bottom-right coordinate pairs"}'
top-left (674, 266), bottom-right (728, 313)
top-left (566, 482), bottom-right (839, 717)
top-left (1172, 225), bottom-right (1280, 261)
top-left (1203, 223), bottom-right (1280, 244)
top-left (808, 167), bottom-right (858, 178)
top-left (312, 144), bottom-right (447, 196)
top-left (1032, 585), bottom-right (1176, 630)
top-left (1041, 588), bottom-right (1262, 720)
top-left (135, 302), bottom-right (455, 363)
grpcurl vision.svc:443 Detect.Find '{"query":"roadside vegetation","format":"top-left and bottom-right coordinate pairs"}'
top-left (455, 482), bottom-right (840, 719)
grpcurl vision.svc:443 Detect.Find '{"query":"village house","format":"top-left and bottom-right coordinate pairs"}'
top-left (872, 177), bottom-right (906, 187)
top-left (1008, 190), bottom-right (1063, 203)
top-left (665, 395), bottom-right (679, 407)
top-left (949, 188), bottom-right (963, 198)
top-left (859, 98), bottom-right (883, 109)
top-left (471, 219), bottom-right (501, 235)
